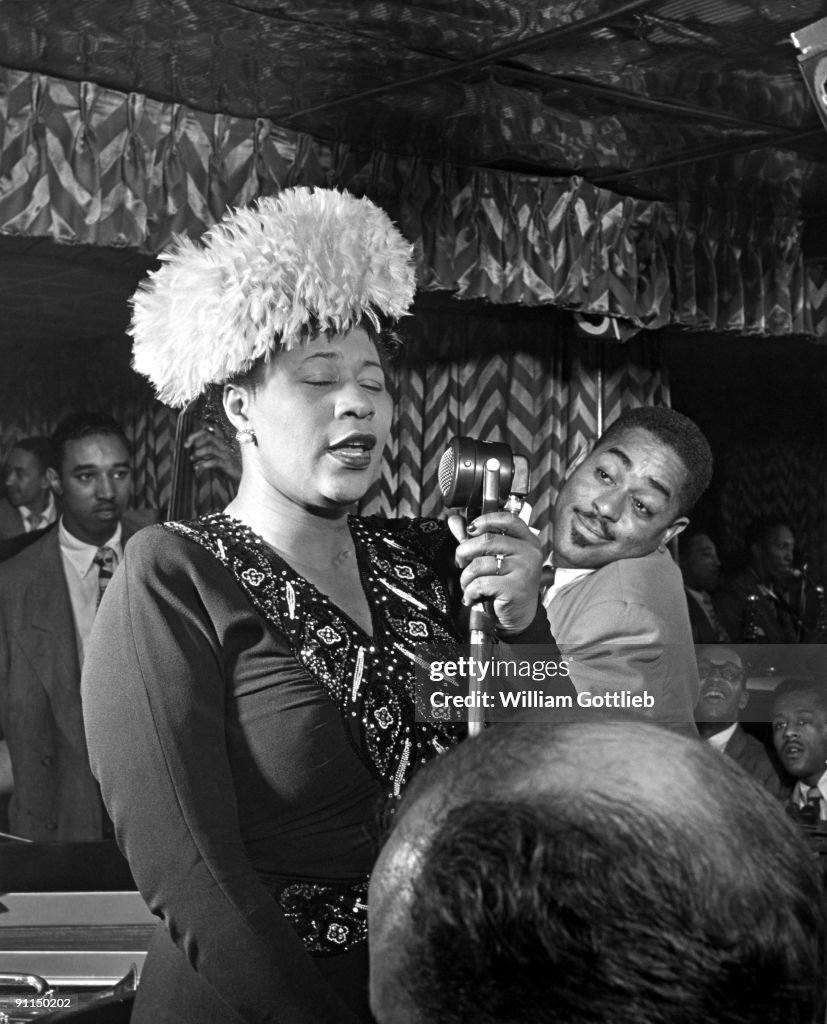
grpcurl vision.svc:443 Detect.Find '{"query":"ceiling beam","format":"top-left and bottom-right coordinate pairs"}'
top-left (280, 0), bottom-right (663, 123)
top-left (492, 67), bottom-right (803, 137)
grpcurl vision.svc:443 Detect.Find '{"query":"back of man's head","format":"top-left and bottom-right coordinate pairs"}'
top-left (596, 407), bottom-right (713, 517)
top-left (12, 436), bottom-right (56, 475)
top-left (369, 722), bottom-right (826, 1024)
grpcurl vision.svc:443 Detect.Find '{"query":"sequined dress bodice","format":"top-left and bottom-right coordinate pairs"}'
top-left (165, 512), bottom-right (464, 803)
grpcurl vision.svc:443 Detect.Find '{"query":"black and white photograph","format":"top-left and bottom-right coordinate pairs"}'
top-left (0, 2), bottom-right (825, 1022)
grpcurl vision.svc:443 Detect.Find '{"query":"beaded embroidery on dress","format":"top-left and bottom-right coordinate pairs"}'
top-left (163, 512), bottom-right (464, 954)
top-left (165, 512), bottom-right (462, 792)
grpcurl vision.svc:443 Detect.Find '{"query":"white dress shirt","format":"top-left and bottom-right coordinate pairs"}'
top-left (542, 563), bottom-right (595, 608)
top-left (791, 770), bottom-right (827, 821)
top-left (705, 722), bottom-right (738, 752)
top-left (59, 519), bottom-right (123, 664)
top-left (18, 491), bottom-right (57, 532)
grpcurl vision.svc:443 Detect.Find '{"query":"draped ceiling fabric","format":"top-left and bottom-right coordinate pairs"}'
top-left (1, 65), bottom-right (825, 338)
top-left (2, 64), bottom-right (819, 533)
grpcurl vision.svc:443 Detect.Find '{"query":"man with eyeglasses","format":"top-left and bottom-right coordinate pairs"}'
top-left (695, 644), bottom-right (787, 798)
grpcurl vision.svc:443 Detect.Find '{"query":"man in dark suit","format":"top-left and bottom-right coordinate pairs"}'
top-left (694, 644), bottom-right (787, 798)
top-left (715, 517), bottom-right (799, 643)
top-left (0, 412), bottom-right (134, 841)
top-left (679, 530), bottom-right (730, 643)
top-left (772, 676), bottom-right (827, 824)
top-left (0, 436), bottom-right (58, 540)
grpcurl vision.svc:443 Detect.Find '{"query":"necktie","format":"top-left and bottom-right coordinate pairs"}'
top-left (93, 546), bottom-right (117, 607)
top-left (26, 512), bottom-right (46, 532)
top-left (801, 787), bottom-right (823, 825)
top-left (699, 592), bottom-right (729, 642)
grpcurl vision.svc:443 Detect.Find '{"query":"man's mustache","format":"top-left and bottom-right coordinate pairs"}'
top-left (575, 509), bottom-right (614, 541)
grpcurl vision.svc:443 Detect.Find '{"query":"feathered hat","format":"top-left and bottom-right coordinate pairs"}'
top-left (129, 187), bottom-right (416, 407)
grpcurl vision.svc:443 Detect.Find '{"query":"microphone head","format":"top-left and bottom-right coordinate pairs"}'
top-left (438, 436), bottom-right (519, 511)
top-left (437, 444), bottom-right (457, 502)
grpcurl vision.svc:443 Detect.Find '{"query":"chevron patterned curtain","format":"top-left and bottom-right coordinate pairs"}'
top-left (360, 309), bottom-right (670, 545)
top-left (0, 335), bottom-right (174, 512)
top-left (0, 311), bottom-right (669, 536)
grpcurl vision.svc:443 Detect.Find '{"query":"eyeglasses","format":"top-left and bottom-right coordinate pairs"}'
top-left (697, 662), bottom-right (744, 683)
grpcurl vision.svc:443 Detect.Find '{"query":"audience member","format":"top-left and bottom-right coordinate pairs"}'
top-left (0, 436), bottom-right (57, 538)
top-left (694, 644), bottom-right (786, 797)
top-left (716, 517), bottom-right (799, 643)
top-left (541, 406), bottom-right (712, 732)
top-left (184, 421), bottom-right (241, 485)
top-left (0, 412), bottom-right (134, 841)
top-left (679, 530), bottom-right (730, 642)
top-left (369, 720), bottom-right (826, 1024)
top-left (772, 676), bottom-right (827, 825)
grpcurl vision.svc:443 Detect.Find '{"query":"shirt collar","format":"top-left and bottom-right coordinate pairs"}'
top-left (18, 491), bottom-right (57, 524)
top-left (58, 518), bottom-right (123, 578)
top-left (793, 771), bottom-right (827, 805)
top-left (542, 560), bottom-right (595, 607)
top-left (706, 722), bottom-right (738, 751)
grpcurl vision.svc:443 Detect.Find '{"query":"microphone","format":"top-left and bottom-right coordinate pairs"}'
top-left (438, 436), bottom-right (530, 516)
top-left (438, 437), bottom-right (532, 737)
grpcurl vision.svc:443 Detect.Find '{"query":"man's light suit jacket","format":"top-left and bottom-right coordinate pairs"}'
top-left (545, 548), bottom-right (699, 734)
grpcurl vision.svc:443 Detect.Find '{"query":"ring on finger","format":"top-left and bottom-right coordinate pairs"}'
top-left (495, 552), bottom-right (505, 574)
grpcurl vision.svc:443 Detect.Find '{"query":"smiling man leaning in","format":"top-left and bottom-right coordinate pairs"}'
top-left (543, 407), bottom-right (713, 733)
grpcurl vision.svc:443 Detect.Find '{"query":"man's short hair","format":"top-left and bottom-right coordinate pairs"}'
top-left (772, 675), bottom-right (827, 715)
top-left (50, 412), bottom-right (130, 472)
top-left (745, 516), bottom-right (792, 551)
top-left (371, 722), bottom-right (826, 1024)
top-left (677, 528), bottom-right (714, 558)
top-left (11, 436), bottom-right (56, 474)
top-left (596, 406), bottom-right (713, 516)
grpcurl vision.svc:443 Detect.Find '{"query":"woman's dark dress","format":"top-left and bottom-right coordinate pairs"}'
top-left (81, 514), bottom-right (462, 1023)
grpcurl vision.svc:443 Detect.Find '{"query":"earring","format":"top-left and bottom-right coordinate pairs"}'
top-left (236, 428), bottom-right (257, 446)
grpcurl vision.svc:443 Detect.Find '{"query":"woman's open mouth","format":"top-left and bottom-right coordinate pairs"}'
top-left (328, 434), bottom-right (376, 469)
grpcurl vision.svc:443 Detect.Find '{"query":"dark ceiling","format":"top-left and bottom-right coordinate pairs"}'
top-left (2, 0), bottom-right (827, 347)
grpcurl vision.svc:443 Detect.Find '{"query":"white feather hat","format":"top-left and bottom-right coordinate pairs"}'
top-left (130, 187), bottom-right (416, 407)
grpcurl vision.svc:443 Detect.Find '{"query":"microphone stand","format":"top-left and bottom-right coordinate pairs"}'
top-left (467, 458), bottom-right (501, 737)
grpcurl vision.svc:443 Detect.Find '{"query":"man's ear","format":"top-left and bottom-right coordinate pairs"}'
top-left (564, 440), bottom-right (594, 480)
top-left (46, 467), bottom-right (61, 495)
top-left (661, 517), bottom-right (689, 551)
